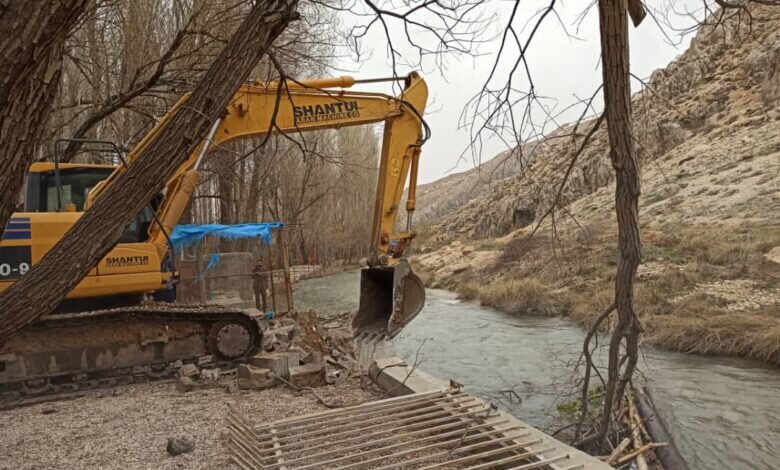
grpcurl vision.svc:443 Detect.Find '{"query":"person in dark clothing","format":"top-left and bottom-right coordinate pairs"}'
top-left (252, 260), bottom-right (268, 312)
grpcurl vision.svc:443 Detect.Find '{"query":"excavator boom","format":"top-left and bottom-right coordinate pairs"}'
top-left (82, 72), bottom-right (429, 339)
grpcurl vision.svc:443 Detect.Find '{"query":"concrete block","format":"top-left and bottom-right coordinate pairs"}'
top-left (301, 351), bottom-right (322, 365)
top-left (369, 357), bottom-right (449, 397)
top-left (176, 376), bottom-right (196, 393)
top-left (178, 363), bottom-right (199, 378)
top-left (237, 365), bottom-right (276, 390)
top-left (248, 352), bottom-right (299, 379)
top-left (289, 363), bottom-right (327, 388)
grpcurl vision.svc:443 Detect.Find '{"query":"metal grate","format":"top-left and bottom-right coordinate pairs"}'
top-left (227, 388), bottom-right (587, 470)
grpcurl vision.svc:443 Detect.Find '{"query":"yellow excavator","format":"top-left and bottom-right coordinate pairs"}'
top-left (0, 72), bottom-right (428, 398)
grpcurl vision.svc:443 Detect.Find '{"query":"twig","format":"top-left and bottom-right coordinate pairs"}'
top-left (275, 375), bottom-right (361, 409)
top-left (605, 437), bottom-right (631, 464)
top-left (614, 442), bottom-right (669, 465)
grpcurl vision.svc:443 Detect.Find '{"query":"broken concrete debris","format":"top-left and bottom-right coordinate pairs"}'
top-left (237, 364), bottom-right (276, 390)
top-left (176, 376), bottom-right (197, 393)
top-left (289, 363), bottom-right (327, 388)
top-left (301, 351), bottom-right (322, 365)
top-left (249, 351), bottom-right (300, 379)
top-left (177, 363), bottom-right (199, 378)
top-left (200, 367), bottom-right (221, 382)
top-left (169, 309), bottom-right (360, 393)
top-left (166, 436), bottom-right (195, 456)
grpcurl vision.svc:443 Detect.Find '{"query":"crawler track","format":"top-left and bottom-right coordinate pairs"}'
top-left (0, 303), bottom-right (262, 406)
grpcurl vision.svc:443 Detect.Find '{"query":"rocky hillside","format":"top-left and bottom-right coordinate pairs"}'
top-left (410, 6), bottom-right (780, 367)
top-left (411, 148), bottom-right (523, 225)
top-left (420, 5), bottom-right (780, 242)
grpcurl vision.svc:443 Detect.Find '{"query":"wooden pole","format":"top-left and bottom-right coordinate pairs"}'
top-left (279, 227), bottom-right (294, 314)
top-left (266, 239), bottom-right (277, 313)
top-left (635, 387), bottom-right (690, 470)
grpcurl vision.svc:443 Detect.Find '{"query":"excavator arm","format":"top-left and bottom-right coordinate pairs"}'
top-left (88, 72), bottom-right (430, 338)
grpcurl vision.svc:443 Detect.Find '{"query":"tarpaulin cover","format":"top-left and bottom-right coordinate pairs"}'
top-left (170, 222), bottom-right (284, 251)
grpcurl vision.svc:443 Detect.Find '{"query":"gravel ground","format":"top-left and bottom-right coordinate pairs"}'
top-left (0, 378), bottom-right (382, 470)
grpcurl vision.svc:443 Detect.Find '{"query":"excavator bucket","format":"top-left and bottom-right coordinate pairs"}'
top-left (353, 259), bottom-right (426, 340)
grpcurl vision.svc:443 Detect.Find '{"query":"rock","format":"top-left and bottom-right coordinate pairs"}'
top-left (301, 351), bottom-right (323, 365)
top-left (656, 184), bottom-right (681, 200)
top-left (178, 363), bottom-right (199, 378)
top-left (289, 363), bottom-right (327, 388)
top-left (166, 437), bottom-right (195, 456)
top-left (248, 352), bottom-right (299, 379)
top-left (452, 263), bottom-right (470, 274)
top-left (176, 376), bottom-right (196, 393)
top-left (766, 246), bottom-right (780, 265)
top-left (262, 325), bottom-right (295, 351)
top-left (200, 368), bottom-right (221, 382)
top-left (461, 245), bottom-right (475, 255)
top-left (237, 365), bottom-right (276, 390)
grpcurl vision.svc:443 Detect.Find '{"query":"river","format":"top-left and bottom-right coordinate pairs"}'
top-left (294, 270), bottom-right (780, 469)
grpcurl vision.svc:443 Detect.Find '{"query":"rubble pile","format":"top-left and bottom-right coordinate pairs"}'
top-left (176, 309), bottom-right (361, 394)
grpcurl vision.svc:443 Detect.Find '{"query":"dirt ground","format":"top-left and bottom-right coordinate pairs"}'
top-left (0, 377), bottom-right (382, 470)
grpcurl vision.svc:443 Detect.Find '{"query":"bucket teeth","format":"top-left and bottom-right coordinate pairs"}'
top-left (354, 329), bottom-right (388, 345)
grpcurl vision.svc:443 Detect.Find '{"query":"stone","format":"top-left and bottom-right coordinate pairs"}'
top-left (237, 365), bottom-right (276, 390)
top-left (176, 376), bottom-right (196, 393)
top-left (461, 245), bottom-right (475, 255)
top-left (301, 351), bottom-right (322, 365)
top-left (656, 183), bottom-right (681, 200)
top-left (261, 325), bottom-right (295, 351)
top-left (289, 363), bottom-right (327, 388)
top-left (452, 263), bottom-right (470, 274)
top-left (166, 437), bottom-right (195, 456)
top-left (766, 246), bottom-right (780, 265)
top-left (178, 363), bottom-right (199, 378)
top-left (200, 368), bottom-right (221, 382)
top-left (248, 352), bottom-right (299, 379)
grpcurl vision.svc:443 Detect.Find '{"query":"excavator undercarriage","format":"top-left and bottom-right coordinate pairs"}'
top-left (0, 303), bottom-right (261, 404)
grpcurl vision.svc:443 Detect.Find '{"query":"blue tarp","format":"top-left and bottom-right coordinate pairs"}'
top-left (169, 222), bottom-right (284, 251)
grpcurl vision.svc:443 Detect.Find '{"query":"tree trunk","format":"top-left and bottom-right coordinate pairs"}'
top-left (590, 0), bottom-right (644, 446)
top-left (0, 0), bottom-right (89, 237)
top-left (0, 0), bottom-right (299, 345)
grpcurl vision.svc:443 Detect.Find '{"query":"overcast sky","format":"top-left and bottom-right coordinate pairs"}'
top-left (335, 0), bottom-right (704, 184)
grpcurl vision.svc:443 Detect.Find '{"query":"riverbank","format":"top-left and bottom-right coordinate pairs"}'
top-left (413, 223), bottom-right (780, 366)
top-left (0, 377), bottom-right (381, 470)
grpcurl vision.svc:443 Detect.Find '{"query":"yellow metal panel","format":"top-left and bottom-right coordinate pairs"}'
top-left (29, 162), bottom-right (116, 173)
top-left (1, 212), bottom-right (165, 298)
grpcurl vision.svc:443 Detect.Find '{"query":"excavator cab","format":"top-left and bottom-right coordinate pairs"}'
top-left (354, 259), bottom-right (426, 340)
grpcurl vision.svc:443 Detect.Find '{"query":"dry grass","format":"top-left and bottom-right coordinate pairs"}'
top-left (456, 278), bottom-right (568, 317)
top-left (453, 223), bottom-right (780, 365)
top-left (644, 311), bottom-right (780, 365)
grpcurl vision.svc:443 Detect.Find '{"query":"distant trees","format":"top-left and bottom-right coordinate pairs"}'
top-left (195, 126), bottom-right (380, 264)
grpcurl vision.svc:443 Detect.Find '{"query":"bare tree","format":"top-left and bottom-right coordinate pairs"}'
top-left (0, 0), bottom-right (299, 345)
top-left (578, 0), bottom-right (644, 448)
top-left (0, 0), bottom-right (89, 237)
top-left (338, 0), bottom-right (777, 450)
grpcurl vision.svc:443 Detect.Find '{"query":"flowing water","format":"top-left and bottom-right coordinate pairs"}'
top-left (295, 270), bottom-right (780, 470)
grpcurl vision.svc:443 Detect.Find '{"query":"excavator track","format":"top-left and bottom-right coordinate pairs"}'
top-left (0, 303), bottom-right (262, 406)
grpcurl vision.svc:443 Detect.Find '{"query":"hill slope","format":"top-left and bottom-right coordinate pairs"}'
top-left (413, 6), bottom-right (780, 366)
top-left (420, 5), bottom-right (780, 241)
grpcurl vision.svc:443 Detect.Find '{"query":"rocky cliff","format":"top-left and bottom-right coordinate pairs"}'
top-left (411, 6), bottom-right (780, 366)
top-left (420, 5), bottom-right (780, 242)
